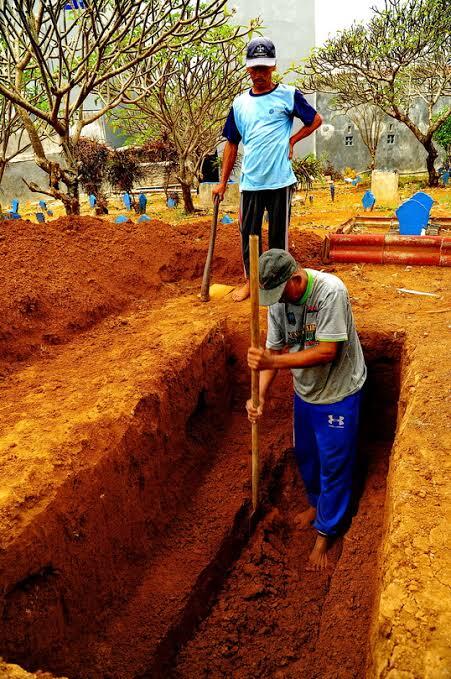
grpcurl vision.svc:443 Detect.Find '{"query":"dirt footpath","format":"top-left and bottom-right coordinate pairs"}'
top-left (0, 205), bottom-right (450, 678)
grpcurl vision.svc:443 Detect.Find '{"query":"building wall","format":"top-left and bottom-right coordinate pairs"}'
top-left (315, 92), bottom-right (448, 175)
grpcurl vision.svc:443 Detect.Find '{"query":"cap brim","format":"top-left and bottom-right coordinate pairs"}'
top-left (259, 279), bottom-right (288, 306)
top-left (246, 57), bottom-right (276, 67)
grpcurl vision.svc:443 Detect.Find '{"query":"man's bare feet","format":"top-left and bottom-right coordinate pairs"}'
top-left (231, 280), bottom-right (250, 302)
top-left (306, 534), bottom-right (329, 571)
top-left (294, 506), bottom-right (316, 530)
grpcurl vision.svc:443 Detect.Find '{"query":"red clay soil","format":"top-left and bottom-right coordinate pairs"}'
top-left (173, 442), bottom-right (391, 679)
top-left (0, 215), bottom-right (323, 375)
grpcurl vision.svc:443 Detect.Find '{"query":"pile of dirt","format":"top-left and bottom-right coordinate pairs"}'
top-left (0, 215), bottom-right (323, 375)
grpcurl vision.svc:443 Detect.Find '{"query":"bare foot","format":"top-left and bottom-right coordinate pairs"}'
top-left (231, 280), bottom-right (250, 302)
top-left (294, 506), bottom-right (316, 530)
top-left (306, 534), bottom-right (329, 571)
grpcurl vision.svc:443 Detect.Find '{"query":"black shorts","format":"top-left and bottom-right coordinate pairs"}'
top-left (239, 184), bottom-right (295, 276)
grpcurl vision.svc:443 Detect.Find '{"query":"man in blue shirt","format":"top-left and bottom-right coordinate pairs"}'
top-left (213, 37), bottom-right (322, 301)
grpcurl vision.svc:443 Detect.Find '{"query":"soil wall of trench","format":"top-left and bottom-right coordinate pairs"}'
top-left (0, 322), bottom-right (406, 679)
top-left (0, 324), bottom-right (234, 671)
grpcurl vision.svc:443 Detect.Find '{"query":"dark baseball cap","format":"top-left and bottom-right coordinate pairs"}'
top-left (246, 37), bottom-right (276, 67)
top-left (259, 249), bottom-right (297, 306)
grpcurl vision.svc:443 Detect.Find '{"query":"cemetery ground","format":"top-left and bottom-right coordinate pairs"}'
top-left (0, 183), bottom-right (449, 679)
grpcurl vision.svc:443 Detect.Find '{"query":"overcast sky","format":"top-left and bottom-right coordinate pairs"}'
top-left (315, 0), bottom-right (385, 45)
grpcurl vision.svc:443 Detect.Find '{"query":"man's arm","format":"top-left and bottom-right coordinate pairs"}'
top-left (212, 140), bottom-right (239, 200)
top-left (248, 341), bottom-right (338, 372)
top-left (289, 112), bottom-right (322, 159)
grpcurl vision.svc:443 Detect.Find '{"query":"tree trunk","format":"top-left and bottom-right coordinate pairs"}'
top-left (62, 174), bottom-right (80, 215)
top-left (424, 140), bottom-right (439, 187)
top-left (0, 159), bottom-right (6, 189)
top-left (180, 180), bottom-right (195, 213)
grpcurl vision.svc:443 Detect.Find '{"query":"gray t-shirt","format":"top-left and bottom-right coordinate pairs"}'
top-left (266, 269), bottom-right (367, 404)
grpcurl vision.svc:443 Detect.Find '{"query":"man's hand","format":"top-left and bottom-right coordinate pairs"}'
top-left (246, 397), bottom-right (264, 423)
top-left (247, 347), bottom-right (275, 371)
top-left (288, 138), bottom-right (295, 160)
top-left (212, 183), bottom-right (227, 201)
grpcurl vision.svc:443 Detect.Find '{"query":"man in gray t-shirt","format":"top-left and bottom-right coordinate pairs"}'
top-left (247, 249), bottom-right (366, 571)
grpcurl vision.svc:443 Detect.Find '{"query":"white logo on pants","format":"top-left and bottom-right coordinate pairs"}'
top-left (328, 414), bottom-right (345, 428)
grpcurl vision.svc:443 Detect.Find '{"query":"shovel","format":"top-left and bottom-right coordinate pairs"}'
top-left (200, 194), bottom-right (220, 302)
top-left (249, 234), bottom-right (260, 512)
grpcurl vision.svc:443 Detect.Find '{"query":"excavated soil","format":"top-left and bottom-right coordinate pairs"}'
top-left (0, 214), bottom-right (323, 376)
top-left (0, 200), bottom-right (450, 678)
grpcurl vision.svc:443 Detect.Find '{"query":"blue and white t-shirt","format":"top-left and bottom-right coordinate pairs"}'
top-left (223, 84), bottom-right (317, 192)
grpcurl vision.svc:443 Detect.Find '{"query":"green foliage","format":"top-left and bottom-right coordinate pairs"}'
top-left (433, 108), bottom-right (451, 163)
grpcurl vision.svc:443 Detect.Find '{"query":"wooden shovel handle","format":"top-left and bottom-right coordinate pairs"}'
top-left (200, 194), bottom-right (220, 302)
top-left (249, 235), bottom-right (260, 511)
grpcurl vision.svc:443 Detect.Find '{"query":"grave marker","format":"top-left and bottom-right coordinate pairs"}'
top-left (122, 193), bottom-right (132, 211)
top-left (138, 194), bottom-right (147, 214)
top-left (362, 190), bottom-right (376, 211)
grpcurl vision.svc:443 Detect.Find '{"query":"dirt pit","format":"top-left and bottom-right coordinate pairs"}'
top-left (1, 326), bottom-right (403, 679)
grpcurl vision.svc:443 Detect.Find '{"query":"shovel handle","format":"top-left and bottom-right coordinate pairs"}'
top-left (249, 235), bottom-right (260, 511)
top-left (200, 194), bottom-right (220, 302)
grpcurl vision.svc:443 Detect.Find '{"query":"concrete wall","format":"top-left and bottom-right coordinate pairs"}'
top-left (1, 156), bottom-right (62, 204)
top-left (316, 93), bottom-right (449, 174)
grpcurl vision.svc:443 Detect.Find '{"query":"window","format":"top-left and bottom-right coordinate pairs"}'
top-left (345, 135), bottom-right (354, 146)
top-left (347, 125), bottom-right (352, 134)
top-left (387, 134), bottom-right (395, 145)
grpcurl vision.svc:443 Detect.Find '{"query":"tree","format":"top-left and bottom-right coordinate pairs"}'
top-left (108, 22), bottom-right (258, 213)
top-left (296, 0), bottom-right (451, 186)
top-left (0, 0), bottom-right (236, 214)
top-left (0, 95), bottom-right (30, 189)
top-left (347, 105), bottom-right (384, 171)
top-left (433, 109), bottom-right (451, 167)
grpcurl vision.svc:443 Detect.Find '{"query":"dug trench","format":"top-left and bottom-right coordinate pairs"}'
top-left (0, 313), bottom-right (404, 679)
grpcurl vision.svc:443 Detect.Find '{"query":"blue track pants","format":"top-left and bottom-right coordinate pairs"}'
top-left (293, 389), bottom-right (362, 537)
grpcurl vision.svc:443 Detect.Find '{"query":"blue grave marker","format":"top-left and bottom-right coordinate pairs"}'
top-left (411, 191), bottom-right (433, 213)
top-left (138, 215), bottom-right (151, 223)
top-left (8, 213), bottom-right (21, 220)
top-left (11, 199), bottom-right (19, 213)
top-left (138, 194), bottom-right (147, 215)
top-left (122, 193), bottom-right (132, 211)
top-left (330, 183), bottom-right (335, 202)
top-left (47, 210), bottom-right (53, 216)
top-left (396, 200), bottom-right (429, 235)
top-left (89, 194), bottom-right (97, 208)
top-left (115, 215), bottom-right (129, 224)
top-left (167, 198), bottom-right (177, 208)
top-left (362, 190), bottom-right (376, 211)
top-left (440, 171), bottom-right (449, 187)
top-left (39, 200), bottom-right (47, 211)
top-left (221, 214), bottom-right (233, 224)
top-left (36, 212), bottom-right (46, 223)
